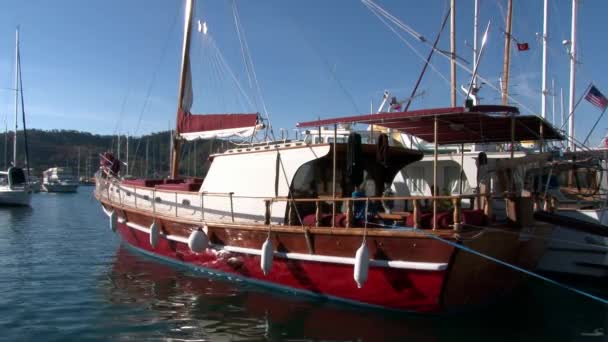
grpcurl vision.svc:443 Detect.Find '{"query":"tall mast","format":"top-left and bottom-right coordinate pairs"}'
top-left (13, 28), bottom-right (19, 167)
top-left (126, 133), bottom-right (129, 175)
top-left (472, 0), bottom-right (479, 91)
top-left (450, 0), bottom-right (456, 107)
top-left (560, 87), bottom-right (565, 129)
top-left (77, 147), bottom-right (81, 180)
top-left (145, 137), bottom-right (149, 178)
top-left (551, 78), bottom-right (556, 124)
top-left (501, 0), bottom-right (513, 105)
top-left (568, 0), bottom-right (578, 151)
top-left (171, 0), bottom-right (195, 178)
top-left (541, 0), bottom-right (548, 119)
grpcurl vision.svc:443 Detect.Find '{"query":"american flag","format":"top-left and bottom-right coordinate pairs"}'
top-left (585, 85), bottom-right (608, 110)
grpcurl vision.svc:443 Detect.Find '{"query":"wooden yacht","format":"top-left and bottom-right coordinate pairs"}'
top-left (95, 0), bottom-right (559, 313)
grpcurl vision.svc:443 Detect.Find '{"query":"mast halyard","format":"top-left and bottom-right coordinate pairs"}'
top-left (13, 28), bottom-right (19, 167)
top-left (171, 0), bottom-right (195, 178)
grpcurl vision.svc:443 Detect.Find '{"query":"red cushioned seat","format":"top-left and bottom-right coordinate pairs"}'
top-left (462, 209), bottom-right (487, 226)
top-left (122, 179), bottom-right (164, 188)
top-left (155, 183), bottom-right (201, 192)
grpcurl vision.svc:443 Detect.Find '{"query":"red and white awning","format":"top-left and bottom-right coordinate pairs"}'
top-left (297, 105), bottom-right (563, 145)
top-left (177, 110), bottom-right (262, 140)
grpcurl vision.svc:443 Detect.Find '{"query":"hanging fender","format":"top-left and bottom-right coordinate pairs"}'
top-left (188, 227), bottom-right (209, 253)
top-left (149, 220), bottom-right (159, 248)
top-left (353, 241), bottom-right (370, 288)
top-left (260, 237), bottom-right (274, 276)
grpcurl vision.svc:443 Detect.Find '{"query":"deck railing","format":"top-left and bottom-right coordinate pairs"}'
top-left (97, 176), bottom-right (494, 231)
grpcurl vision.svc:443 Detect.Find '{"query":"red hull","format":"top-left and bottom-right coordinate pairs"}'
top-left (117, 222), bottom-right (447, 313)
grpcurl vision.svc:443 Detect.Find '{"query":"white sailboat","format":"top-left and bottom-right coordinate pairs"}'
top-left (0, 28), bottom-right (31, 206)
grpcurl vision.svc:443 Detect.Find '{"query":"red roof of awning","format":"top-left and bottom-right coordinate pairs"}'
top-left (297, 105), bottom-right (563, 145)
top-left (177, 110), bottom-right (260, 134)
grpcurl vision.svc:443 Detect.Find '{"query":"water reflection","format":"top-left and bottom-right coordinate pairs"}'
top-left (106, 245), bottom-right (608, 341)
top-left (107, 246), bottom-right (445, 341)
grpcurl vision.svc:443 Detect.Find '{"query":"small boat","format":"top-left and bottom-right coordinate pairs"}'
top-left (0, 28), bottom-right (31, 206)
top-left (0, 167), bottom-right (31, 206)
top-left (42, 167), bottom-right (79, 193)
top-left (95, 0), bottom-right (557, 314)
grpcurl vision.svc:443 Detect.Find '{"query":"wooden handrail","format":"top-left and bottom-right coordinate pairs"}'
top-left (266, 194), bottom-right (478, 203)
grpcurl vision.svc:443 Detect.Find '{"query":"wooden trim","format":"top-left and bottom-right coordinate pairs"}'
top-left (212, 142), bottom-right (331, 158)
top-left (98, 195), bottom-right (464, 239)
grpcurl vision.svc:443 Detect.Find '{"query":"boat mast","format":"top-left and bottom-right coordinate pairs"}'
top-left (541, 0), bottom-right (548, 120)
top-left (13, 28), bottom-right (19, 167)
top-left (472, 0), bottom-right (479, 92)
top-left (450, 0), bottom-right (456, 107)
top-left (171, 0), bottom-right (195, 178)
top-left (568, 0), bottom-right (578, 151)
top-left (145, 137), bottom-right (149, 178)
top-left (126, 133), bottom-right (129, 175)
top-left (77, 147), bottom-right (80, 181)
top-left (501, 0), bottom-right (513, 105)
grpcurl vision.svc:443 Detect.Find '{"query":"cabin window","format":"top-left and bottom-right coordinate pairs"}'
top-left (291, 158), bottom-right (345, 198)
top-left (155, 197), bottom-right (162, 203)
top-left (143, 195), bottom-right (150, 201)
top-left (182, 199), bottom-right (191, 206)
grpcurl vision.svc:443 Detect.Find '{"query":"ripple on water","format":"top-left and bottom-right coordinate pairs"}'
top-left (0, 188), bottom-right (606, 341)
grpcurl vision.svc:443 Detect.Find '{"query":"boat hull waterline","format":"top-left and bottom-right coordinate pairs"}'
top-left (42, 183), bottom-right (79, 193)
top-left (0, 189), bottom-right (31, 206)
top-left (104, 202), bottom-right (544, 314)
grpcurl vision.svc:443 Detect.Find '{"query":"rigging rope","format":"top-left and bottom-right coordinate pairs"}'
top-left (16, 44), bottom-right (31, 180)
top-left (362, 1), bottom-right (449, 87)
top-left (129, 9), bottom-right (180, 176)
top-left (231, 0), bottom-right (274, 140)
top-left (362, 0), bottom-right (538, 115)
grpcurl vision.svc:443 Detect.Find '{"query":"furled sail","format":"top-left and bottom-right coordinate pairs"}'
top-left (177, 110), bottom-right (261, 140)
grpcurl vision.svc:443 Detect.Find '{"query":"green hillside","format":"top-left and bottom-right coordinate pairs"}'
top-left (0, 129), bottom-right (225, 179)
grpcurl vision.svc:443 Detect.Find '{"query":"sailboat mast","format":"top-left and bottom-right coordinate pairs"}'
top-left (145, 137), bottom-right (149, 178)
top-left (541, 0), bottom-right (548, 119)
top-left (77, 147), bottom-right (81, 181)
top-left (171, 0), bottom-right (195, 178)
top-left (13, 28), bottom-right (19, 167)
top-left (126, 133), bottom-right (129, 175)
top-left (450, 0), bottom-right (456, 107)
top-left (501, 0), bottom-right (513, 105)
top-left (472, 0), bottom-right (479, 91)
top-left (568, 0), bottom-right (578, 151)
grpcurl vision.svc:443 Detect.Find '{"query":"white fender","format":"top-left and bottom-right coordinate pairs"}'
top-left (188, 228), bottom-right (209, 253)
top-left (353, 242), bottom-right (370, 288)
top-left (109, 210), bottom-right (117, 232)
top-left (260, 237), bottom-right (273, 276)
top-left (149, 221), bottom-right (159, 248)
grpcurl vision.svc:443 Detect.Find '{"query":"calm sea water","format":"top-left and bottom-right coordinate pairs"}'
top-left (0, 187), bottom-right (606, 341)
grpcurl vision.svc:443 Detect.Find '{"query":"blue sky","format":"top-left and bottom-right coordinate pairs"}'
top-left (0, 0), bottom-right (607, 145)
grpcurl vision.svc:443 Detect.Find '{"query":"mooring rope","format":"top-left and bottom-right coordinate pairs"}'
top-left (372, 221), bottom-right (608, 306)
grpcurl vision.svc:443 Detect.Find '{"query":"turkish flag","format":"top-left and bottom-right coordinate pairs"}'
top-left (517, 43), bottom-right (529, 51)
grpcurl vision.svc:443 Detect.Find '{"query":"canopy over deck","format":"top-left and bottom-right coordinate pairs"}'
top-left (297, 105), bottom-right (563, 145)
